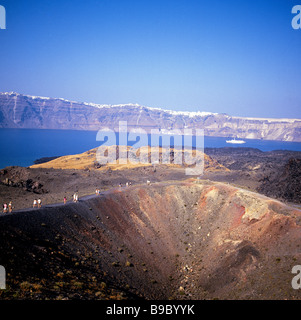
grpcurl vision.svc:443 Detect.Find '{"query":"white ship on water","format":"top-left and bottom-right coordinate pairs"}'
top-left (226, 137), bottom-right (246, 144)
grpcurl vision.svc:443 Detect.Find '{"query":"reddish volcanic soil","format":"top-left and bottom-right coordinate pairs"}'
top-left (0, 179), bottom-right (301, 300)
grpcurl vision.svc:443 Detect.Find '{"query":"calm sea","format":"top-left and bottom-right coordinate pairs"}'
top-left (0, 128), bottom-right (301, 169)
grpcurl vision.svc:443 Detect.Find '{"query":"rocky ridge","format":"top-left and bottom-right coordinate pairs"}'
top-left (1, 92), bottom-right (300, 141)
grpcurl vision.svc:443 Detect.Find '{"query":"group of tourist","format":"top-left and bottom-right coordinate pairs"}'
top-left (2, 181), bottom-right (153, 214)
top-left (33, 198), bottom-right (42, 208)
top-left (2, 201), bottom-right (13, 213)
top-left (118, 180), bottom-right (151, 187)
top-left (119, 181), bottom-right (132, 188)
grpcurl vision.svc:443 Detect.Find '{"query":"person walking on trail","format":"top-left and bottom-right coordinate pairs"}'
top-left (33, 199), bottom-right (37, 208)
top-left (3, 203), bottom-right (8, 213)
top-left (37, 198), bottom-right (42, 208)
top-left (73, 192), bottom-right (79, 203)
top-left (64, 196), bottom-right (67, 204)
top-left (8, 201), bottom-right (12, 213)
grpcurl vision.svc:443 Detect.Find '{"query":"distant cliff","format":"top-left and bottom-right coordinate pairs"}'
top-left (0, 92), bottom-right (301, 142)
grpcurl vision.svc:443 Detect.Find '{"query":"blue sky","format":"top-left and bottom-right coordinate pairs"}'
top-left (0, 0), bottom-right (300, 118)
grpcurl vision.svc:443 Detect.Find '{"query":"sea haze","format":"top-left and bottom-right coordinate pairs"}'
top-left (1, 128), bottom-right (301, 169)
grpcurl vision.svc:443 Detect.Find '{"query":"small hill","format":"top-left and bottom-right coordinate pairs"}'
top-left (30, 145), bottom-right (228, 172)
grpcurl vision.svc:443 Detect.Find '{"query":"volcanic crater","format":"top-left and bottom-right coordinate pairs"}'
top-left (1, 179), bottom-right (301, 300)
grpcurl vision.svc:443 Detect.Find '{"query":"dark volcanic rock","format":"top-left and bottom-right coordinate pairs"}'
top-left (204, 148), bottom-right (301, 204)
top-left (34, 156), bottom-right (60, 165)
top-left (0, 167), bottom-right (48, 194)
top-left (258, 158), bottom-right (301, 203)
